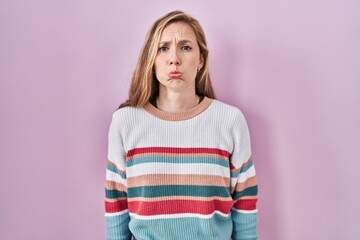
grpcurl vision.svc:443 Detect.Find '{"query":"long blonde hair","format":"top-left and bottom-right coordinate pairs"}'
top-left (119, 11), bottom-right (216, 108)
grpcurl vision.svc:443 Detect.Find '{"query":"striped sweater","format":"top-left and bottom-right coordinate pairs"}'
top-left (105, 97), bottom-right (258, 240)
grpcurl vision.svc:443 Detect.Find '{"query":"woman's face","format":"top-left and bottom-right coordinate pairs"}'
top-left (154, 22), bottom-right (203, 93)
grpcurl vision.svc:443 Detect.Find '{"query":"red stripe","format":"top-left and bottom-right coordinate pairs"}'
top-left (105, 200), bottom-right (128, 213)
top-left (128, 199), bottom-right (233, 216)
top-left (233, 199), bottom-right (257, 211)
top-left (230, 163), bottom-right (237, 170)
top-left (127, 147), bottom-right (230, 157)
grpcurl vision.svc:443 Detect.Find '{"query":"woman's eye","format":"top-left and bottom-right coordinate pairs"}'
top-left (159, 46), bottom-right (168, 52)
top-left (181, 45), bottom-right (192, 51)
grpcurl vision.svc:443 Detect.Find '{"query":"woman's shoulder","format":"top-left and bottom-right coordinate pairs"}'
top-left (209, 99), bottom-right (250, 133)
top-left (210, 99), bottom-right (247, 120)
top-left (111, 105), bottom-right (145, 121)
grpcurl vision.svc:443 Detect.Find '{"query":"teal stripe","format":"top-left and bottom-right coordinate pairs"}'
top-left (230, 160), bottom-right (254, 178)
top-left (128, 185), bottom-right (231, 198)
top-left (106, 189), bottom-right (127, 199)
top-left (240, 160), bottom-right (254, 173)
top-left (231, 171), bottom-right (239, 178)
top-left (126, 156), bottom-right (229, 167)
top-left (231, 160), bottom-right (254, 178)
top-left (129, 213), bottom-right (232, 240)
top-left (106, 164), bottom-right (126, 179)
top-left (232, 186), bottom-right (258, 200)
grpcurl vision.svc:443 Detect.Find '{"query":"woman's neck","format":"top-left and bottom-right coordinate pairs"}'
top-left (156, 89), bottom-right (199, 113)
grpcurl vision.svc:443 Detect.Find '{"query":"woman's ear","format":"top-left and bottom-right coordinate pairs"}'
top-left (199, 54), bottom-right (204, 69)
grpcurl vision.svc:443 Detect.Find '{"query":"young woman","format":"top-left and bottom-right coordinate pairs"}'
top-left (105, 11), bottom-right (258, 240)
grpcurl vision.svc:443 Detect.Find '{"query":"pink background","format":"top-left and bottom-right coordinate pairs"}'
top-left (1, 1), bottom-right (359, 239)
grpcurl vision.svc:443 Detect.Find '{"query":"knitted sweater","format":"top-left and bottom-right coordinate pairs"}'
top-left (105, 97), bottom-right (258, 240)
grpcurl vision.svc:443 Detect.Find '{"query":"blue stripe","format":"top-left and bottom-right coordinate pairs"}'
top-left (106, 164), bottom-right (126, 179)
top-left (231, 209), bottom-right (258, 239)
top-left (126, 156), bottom-right (229, 167)
top-left (231, 171), bottom-right (239, 178)
top-left (240, 160), bottom-right (254, 173)
top-left (129, 214), bottom-right (232, 240)
top-left (106, 189), bottom-right (127, 199)
top-left (106, 213), bottom-right (131, 239)
top-left (231, 160), bottom-right (254, 178)
top-left (232, 186), bottom-right (258, 200)
top-left (128, 185), bottom-right (231, 198)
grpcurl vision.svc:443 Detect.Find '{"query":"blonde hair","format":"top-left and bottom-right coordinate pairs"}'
top-left (119, 10), bottom-right (216, 108)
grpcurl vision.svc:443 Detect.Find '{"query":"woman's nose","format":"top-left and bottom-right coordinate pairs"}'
top-left (170, 59), bottom-right (180, 65)
top-left (169, 50), bottom-right (181, 66)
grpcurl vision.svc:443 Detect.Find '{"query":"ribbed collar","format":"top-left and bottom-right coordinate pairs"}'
top-left (143, 97), bottom-right (213, 121)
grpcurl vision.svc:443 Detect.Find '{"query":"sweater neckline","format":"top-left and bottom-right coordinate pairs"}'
top-left (143, 97), bottom-right (213, 121)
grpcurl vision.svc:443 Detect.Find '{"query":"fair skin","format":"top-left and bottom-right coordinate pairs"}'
top-left (154, 22), bottom-right (204, 112)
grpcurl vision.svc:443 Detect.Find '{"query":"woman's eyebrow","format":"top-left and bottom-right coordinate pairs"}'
top-left (159, 39), bottom-right (193, 45)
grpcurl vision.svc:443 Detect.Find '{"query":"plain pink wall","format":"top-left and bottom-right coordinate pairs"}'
top-left (1, 1), bottom-right (359, 239)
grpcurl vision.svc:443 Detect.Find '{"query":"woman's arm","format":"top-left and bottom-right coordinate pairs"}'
top-left (230, 111), bottom-right (259, 240)
top-left (105, 112), bottom-right (131, 240)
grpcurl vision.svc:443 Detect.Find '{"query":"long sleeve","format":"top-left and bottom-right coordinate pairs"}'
top-left (230, 111), bottom-right (259, 240)
top-left (105, 112), bottom-right (131, 240)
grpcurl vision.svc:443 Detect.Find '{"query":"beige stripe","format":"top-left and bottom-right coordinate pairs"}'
top-left (106, 181), bottom-right (127, 192)
top-left (107, 159), bottom-right (117, 167)
top-left (143, 97), bottom-right (213, 121)
top-left (230, 176), bottom-right (257, 192)
top-left (127, 174), bottom-right (230, 188)
top-left (126, 153), bottom-right (229, 161)
top-left (238, 196), bottom-right (258, 200)
top-left (107, 160), bottom-right (125, 174)
top-left (233, 196), bottom-right (258, 204)
top-left (105, 197), bottom-right (127, 202)
top-left (128, 196), bottom-right (233, 202)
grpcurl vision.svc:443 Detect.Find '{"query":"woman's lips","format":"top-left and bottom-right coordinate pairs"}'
top-left (168, 71), bottom-right (182, 78)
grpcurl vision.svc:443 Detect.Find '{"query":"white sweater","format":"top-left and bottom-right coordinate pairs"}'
top-left (105, 97), bottom-right (258, 240)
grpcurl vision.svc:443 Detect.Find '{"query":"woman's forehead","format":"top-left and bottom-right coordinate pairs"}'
top-left (160, 22), bottom-right (197, 42)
